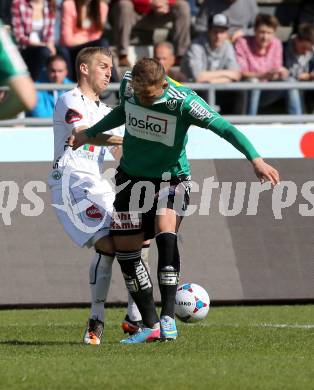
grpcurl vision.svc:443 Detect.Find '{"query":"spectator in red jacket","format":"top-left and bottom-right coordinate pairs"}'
top-left (110, 0), bottom-right (191, 67)
top-left (11, 0), bottom-right (56, 80)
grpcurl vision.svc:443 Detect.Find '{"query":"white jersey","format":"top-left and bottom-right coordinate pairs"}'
top-left (49, 87), bottom-right (123, 247)
top-left (51, 87), bottom-right (123, 181)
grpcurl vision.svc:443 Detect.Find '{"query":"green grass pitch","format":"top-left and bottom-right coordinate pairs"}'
top-left (0, 305), bottom-right (313, 390)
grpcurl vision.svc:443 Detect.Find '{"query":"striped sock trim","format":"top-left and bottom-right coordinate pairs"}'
top-left (155, 231), bottom-right (177, 238)
top-left (116, 250), bottom-right (142, 261)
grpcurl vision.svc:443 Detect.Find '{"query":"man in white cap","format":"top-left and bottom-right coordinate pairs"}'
top-left (181, 13), bottom-right (242, 113)
top-left (181, 14), bottom-right (240, 84)
top-left (195, 0), bottom-right (258, 43)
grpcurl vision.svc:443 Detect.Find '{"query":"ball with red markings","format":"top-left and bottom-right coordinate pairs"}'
top-left (175, 283), bottom-right (210, 323)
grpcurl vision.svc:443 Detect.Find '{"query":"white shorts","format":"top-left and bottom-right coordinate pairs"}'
top-left (50, 172), bottom-right (115, 248)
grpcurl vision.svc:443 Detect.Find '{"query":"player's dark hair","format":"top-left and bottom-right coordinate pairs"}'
top-left (75, 47), bottom-right (112, 80)
top-left (297, 23), bottom-right (314, 44)
top-left (254, 13), bottom-right (278, 31)
top-left (132, 58), bottom-right (166, 86)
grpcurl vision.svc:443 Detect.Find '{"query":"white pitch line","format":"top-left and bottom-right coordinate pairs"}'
top-left (193, 323), bottom-right (314, 329)
top-left (259, 323), bottom-right (314, 329)
top-left (2, 322), bottom-right (313, 330)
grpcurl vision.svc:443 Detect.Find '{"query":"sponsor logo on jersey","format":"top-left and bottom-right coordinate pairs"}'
top-left (86, 205), bottom-right (103, 219)
top-left (128, 113), bottom-right (168, 134)
top-left (166, 99), bottom-right (177, 110)
top-left (110, 211), bottom-right (141, 230)
top-left (188, 100), bottom-right (213, 121)
top-left (75, 150), bottom-right (96, 160)
top-left (125, 102), bottom-right (177, 146)
top-left (65, 108), bottom-right (83, 124)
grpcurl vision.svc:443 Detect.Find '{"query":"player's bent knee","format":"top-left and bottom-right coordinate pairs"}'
top-left (94, 235), bottom-right (115, 254)
top-left (113, 233), bottom-right (144, 251)
top-left (155, 211), bottom-right (180, 234)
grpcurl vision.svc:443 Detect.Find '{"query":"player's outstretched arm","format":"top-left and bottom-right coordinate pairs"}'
top-left (215, 123), bottom-right (280, 185)
top-left (91, 134), bottom-right (123, 146)
top-left (69, 105), bottom-right (126, 150)
top-left (219, 125), bottom-right (280, 185)
top-left (68, 130), bottom-right (123, 149)
top-left (216, 125), bottom-right (280, 185)
top-left (182, 95), bottom-right (280, 185)
top-left (251, 157), bottom-right (280, 185)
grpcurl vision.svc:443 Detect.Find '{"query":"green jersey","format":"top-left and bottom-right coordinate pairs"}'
top-left (0, 20), bottom-right (28, 85)
top-left (86, 71), bottom-right (260, 178)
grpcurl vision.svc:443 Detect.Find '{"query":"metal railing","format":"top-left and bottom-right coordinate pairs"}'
top-left (1, 81), bottom-right (314, 125)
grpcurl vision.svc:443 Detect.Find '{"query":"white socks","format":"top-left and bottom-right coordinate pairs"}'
top-left (89, 252), bottom-right (114, 322)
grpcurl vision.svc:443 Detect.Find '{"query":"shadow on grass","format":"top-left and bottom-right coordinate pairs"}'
top-left (0, 340), bottom-right (82, 346)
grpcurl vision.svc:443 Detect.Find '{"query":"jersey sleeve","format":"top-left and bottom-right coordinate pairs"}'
top-left (182, 94), bottom-right (260, 161)
top-left (99, 106), bottom-right (125, 137)
top-left (55, 92), bottom-right (89, 132)
top-left (85, 105), bottom-right (126, 137)
top-left (104, 111), bottom-right (125, 137)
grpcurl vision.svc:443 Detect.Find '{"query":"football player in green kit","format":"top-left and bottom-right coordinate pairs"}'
top-left (0, 19), bottom-right (36, 119)
top-left (70, 58), bottom-right (280, 344)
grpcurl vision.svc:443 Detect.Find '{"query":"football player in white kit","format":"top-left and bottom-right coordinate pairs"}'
top-left (49, 47), bottom-right (146, 345)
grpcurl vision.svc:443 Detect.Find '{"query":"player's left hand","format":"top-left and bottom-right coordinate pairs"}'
top-left (252, 157), bottom-right (280, 185)
top-left (68, 131), bottom-right (89, 150)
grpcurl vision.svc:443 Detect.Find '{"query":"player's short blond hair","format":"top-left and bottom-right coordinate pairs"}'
top-left (75, 47), bottom-right (112, 80)
top-left (132, 58), bottom-right (166, 86)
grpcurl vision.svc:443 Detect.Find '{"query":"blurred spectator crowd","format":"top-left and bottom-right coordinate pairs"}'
top-left (1, 0), bottom-right (314, 116)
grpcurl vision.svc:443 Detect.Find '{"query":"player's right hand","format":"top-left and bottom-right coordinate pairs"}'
top-left (68, 131), bottom-right (89, 150)
top-left (252, 157), bottom-right (280, 185)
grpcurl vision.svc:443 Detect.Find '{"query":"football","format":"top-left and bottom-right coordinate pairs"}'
top-left (175, 283), bottom-right (210, 323)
